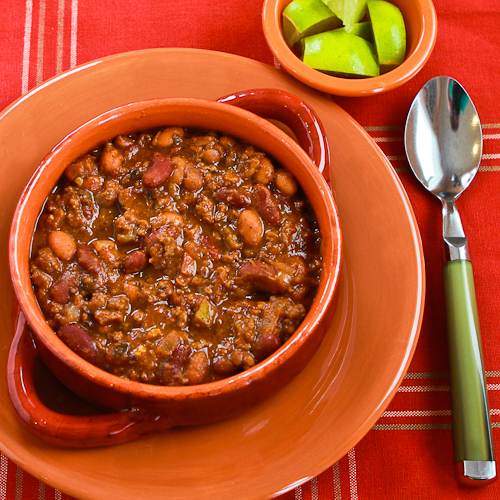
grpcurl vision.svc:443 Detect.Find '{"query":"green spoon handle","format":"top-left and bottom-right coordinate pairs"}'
top-left (444, 259), bottom-right (496, 481)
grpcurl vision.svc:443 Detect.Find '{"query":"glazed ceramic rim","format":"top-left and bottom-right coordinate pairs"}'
top-left (9, 97), bottom-right (342, 401)
top-left (262, 0), bottom-right (438, 97)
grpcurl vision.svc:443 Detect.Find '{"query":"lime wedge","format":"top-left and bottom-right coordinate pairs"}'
top-left (322, 0), bottom-right (367, 29)
top-left (321, 0), bottom-right (344, 18)
top-left (343, 0), bottom-right (367, 29)
top-left (367, 0), bottom-right (406, 68)
top-left (303, 31), bottom-right (380, 77)
top-left (336, 21), bottom-right (372, 41)
top-left (283, 0), bottom-right (341, 47)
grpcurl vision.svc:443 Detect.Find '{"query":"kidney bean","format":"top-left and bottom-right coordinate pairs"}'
top-left (77, 245), bottom-right (102, 275)
top-left (239, 260), bottom-right (286, 294)
top-left (275, 170), bottom-right (298, 196)
top-left (237, 209), bottom-right (264, 246)
top-left (48, 231), bottom-right (76, 261)
top-left (124, 250), bottom-right (147, 273)
top-left (170, 342), bottom-right (192, 366)
top-left (143, 154), bottom-right (173, 188)
top-left (58, 324), bottom-right (98, 363)
top-left (200, 234), bottom-right (221, 261)
top-left (99, 144), bottom-right (124, 177)
top-left (253, 157), bottom-right (274, 184)
top-left (185, 351), bottom-right (209, 385)
top-left (49, 274), bottom-right (77, 304)
top-left (212, 355), bottom-right (237, 376)
top-left (160, 340), bottom-right (192, 385)
top-left (252, 185), bottom-right (281, 226)
top-left (183, 165), bottom-right (203, 191)
top-left (253, 331), bottom-right (281, 360)
top-left (214, 188), bottom-right (251, 208)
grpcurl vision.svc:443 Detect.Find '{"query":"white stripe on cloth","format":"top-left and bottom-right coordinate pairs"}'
top-left (397, 383), bottom-right (500, 392)
top-left (362, 123), bottom-right (500, 132)
top-left (38, 481), bottom-right (45, 500)
top-left (398, 385), bottom-right (449, 393)
top-left (70, 0), bottom-right (78, 67)
top-left (347, 449), bottom-right (358, 500)
top-left (383, 409), bottom-right (451, 417)
top-left (311, 476), bottom-right (319, 500)
top-left (294, 484), bottom-right (303, 500)
top-left (0, 454), bottom-right (8, 500)
top-left (56, 0), bottom-right (65, 74)
top-left (35, 0), bottom-right (47, 85)
top-left (14, 466), bottom-right (23, 500)
top-left (332, 462), bottom-right (342, 500)
top-left (373, 423), bottom-right (451, 430)
top-left (21, 0), bottom-right (33, 94)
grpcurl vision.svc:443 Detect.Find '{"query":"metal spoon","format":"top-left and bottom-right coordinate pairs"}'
top-left (405, 76), bottom-right (495, 482)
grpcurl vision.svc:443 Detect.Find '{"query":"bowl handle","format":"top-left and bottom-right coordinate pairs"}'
top-left (217, 88), bottom-right (330, 174)
top-left (7, 312), bottom-right (172, 448)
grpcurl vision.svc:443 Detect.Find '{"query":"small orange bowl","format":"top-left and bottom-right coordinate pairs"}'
top-left (8, 89), bottom-right (342, 448)
top-left (262, 0), bottom-right (437, 96)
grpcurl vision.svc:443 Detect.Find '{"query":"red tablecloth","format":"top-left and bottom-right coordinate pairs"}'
top-left (0, 1), bottom-right (499, 498)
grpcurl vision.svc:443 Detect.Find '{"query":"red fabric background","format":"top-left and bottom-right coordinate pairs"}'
top-left (0, 1), bottom-right (499, 498)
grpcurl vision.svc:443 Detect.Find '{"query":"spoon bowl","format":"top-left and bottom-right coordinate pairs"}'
top-left (405, 76), bottom-right (482, 200)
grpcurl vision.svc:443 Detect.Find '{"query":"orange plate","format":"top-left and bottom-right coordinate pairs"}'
top-left (0, 49), bottom-right (425, 499)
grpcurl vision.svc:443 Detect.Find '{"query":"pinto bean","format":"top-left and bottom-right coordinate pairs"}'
top-left (180, 253), bottom-right (197, 276)
top-left (35, 247), bottom-right (62, 274)
top-left (183, 165), bottom-right (203, 191)
top-left (77, 245), bottom-right (102, 275)
top-left (252, 185), bottom-right (281, 226)
top-left (185, 351), bottom-right (209, 385)
top-left (48, 231), bottom-right (77, 261)
top-left (124, 250), bottom-right (147, 273)
top-left (65, 155), bottom-right (97, 182)
top-left (96, 179), bottom-right (120, 207)
top-left (253, 157), bottom-right (274, 184)
top-left (237, 209), bottom-right (264, 246)
top-left (49, 274), bottom-right (77, 304)
top-left (214, 188), bottom-right (251, 208)
top-left (153, 127), bottom-right (184, 147)
top-left (92, 239), bottom-right (121, 268)
top-left (169, 157), bottom-right (187, 184)
top-left (275, 170), bottom-right (298, 196)
top-left (143, 154), bottom-right (174, 188)
top-left (114, 135), bottom-right (135, 148)
top-left (202, 148), bottom-right (221, 164)
top-left (81, 175), bottom-right (104, 193)
top-left (99, 144), bottom-right (124, 177)
top-left (239, 260), bottom-right (286, 294)
top-left (58, 324), bottom-right (98, 363)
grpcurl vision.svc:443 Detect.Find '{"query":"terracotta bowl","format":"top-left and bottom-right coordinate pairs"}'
top-left (8, 88), bottom-right (341, 447)
top-left (262, 0), bottom-right (438, 96)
